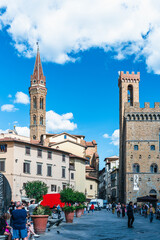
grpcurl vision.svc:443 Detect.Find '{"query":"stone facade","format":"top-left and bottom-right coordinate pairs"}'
top-left (119, 71), bottom-right (160, 203)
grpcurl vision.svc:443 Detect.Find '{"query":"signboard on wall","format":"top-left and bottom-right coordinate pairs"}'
top-left (133, 174), bottom-right (139, 191)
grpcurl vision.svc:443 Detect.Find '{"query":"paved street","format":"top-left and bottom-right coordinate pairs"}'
top-left (39, 209), bottom-right (160, 240)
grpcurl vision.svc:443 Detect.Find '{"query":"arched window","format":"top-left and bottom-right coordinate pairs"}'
top-left (136, 114), bottom-right (139, 121)
top-left (144, 114), bottom-right (148, 120)
top-left (133, 163), bottom-right (140, 173)
top-left (127, 114), bottom-right (131, 121)
top-left (132, 114), bottom-right (135, 121)
top-left (33, 115), bottom-right (36, 125)
top-left (128, 85), bottom-right (133, 106)
top-left (33, 135), bottom-right (36, 140)
top-left (40, 98), bottom-right (43, 109)
top-left (40, 116), bottom-right (43, 125)
top-left (33, 96), bottom-right (37, 109)
top-left (134, 145), bottom-right (138, 151)
top-left (149, 114), bottom-right (152, 121)
top-left (150, 145), bottom-right (155, 151)
top-left (153, 114), bottom-right (157, 120)
top-left (150, 164), bottom-right (158, 173)
top-left (149, 189), bottom-right (157, 194)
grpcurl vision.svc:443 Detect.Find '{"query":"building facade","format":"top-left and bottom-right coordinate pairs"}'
top-left (98, 167), bottom-right (106, 199)
top-left (119, 71), bottom-right (160, 203)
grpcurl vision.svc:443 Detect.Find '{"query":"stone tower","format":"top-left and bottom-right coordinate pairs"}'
top-left (29, 45), bottom-right (47, 141)
top-left (118, 71), bottom-right (140, 202)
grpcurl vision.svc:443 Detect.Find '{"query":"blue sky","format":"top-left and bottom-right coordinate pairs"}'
top-left (1, 1), bottom-right (160, 169)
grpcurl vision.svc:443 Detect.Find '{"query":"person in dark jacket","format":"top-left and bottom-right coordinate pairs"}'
top-left (12, 201), bottom-right (27, 240)
top-left (127, 201), bottom-right (134, 228)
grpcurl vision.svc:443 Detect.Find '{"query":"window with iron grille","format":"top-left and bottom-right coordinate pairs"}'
top-left (23, 162), bottom-right (30, 174)
top-left (90, 185), bottom-right (93, 190)
top-left (47, 165), bottom-right (52, 177)
top-left (0, 159), bottom-right (5, 171)
top-left (25, 146), bottom-right (30, 155)
top-left (37, 149), bottom-right (42, 157)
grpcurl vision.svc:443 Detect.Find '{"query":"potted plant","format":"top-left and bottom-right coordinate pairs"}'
top-left (74, 192), bottom-right (86, 217)
top-left (24, 181), bottom-right (50, 234)
top-left (31, 205), bottom-right (52, 234)
top-left (60, 187), bottom-right (76, 223)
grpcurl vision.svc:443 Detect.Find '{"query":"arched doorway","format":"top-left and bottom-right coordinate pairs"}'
top-left (149, 189), bottom-right (157, 199)
top-left (0, 173), bottom-right (12, 215)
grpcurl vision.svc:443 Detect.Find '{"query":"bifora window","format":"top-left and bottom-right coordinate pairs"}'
top-left (134, 145), bottom-right (139, 151)
top-left (0, 144), bottom-right (7, 152)
top-left (0, 159), bottom-right (5, 171)
top-left (133, 163), bottom-right (140, 173)
top-left (150, 164), bottom-right (158, 173)
top-left (23, 161), bottom-right (30, 174)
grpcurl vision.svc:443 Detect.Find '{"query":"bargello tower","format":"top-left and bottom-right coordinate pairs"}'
top-left (29, 45), bottom-right (47, 141)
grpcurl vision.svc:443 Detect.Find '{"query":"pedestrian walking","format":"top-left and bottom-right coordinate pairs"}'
top-left (106, 204), bottom-right (109, 211)
top-left (121, 204), bottom-right (125, 218)
top-left (127, 201), bottom-right (134, 228)
top-left (28, 200), bottom-right (38, 216)
top-left (147, 204), bottom-right (155, 223)
top-left (116, 203), bottom-right (121, 217)
top-left (109, 203), bottom-right (112, 211)
top-left (87, 204), bottom-right (90, 214)
top-left (112, 202), bottom-right (116, 214)
top-left (12, 201), bottom-right (28, 240)
top-left (90, 204), bottom-right (94, 214)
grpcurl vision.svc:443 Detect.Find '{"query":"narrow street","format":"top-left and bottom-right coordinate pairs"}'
top-left (39, 209), bottom-right (160, 240)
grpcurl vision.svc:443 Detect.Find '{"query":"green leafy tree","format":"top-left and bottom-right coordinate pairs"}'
top-left (24, 181), bottom-right (48, 202)
top-left (74, 191), bottom-right (86, 204)
top-left (60, 187), bottom-right (76, 205)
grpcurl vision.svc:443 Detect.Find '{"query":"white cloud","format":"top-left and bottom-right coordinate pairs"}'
top-left (0, 129), bottom-right (8, 134)
top-left (0, 1), bottom-right (160, 72)
top-left (15, 126), bottom-right (30, 137)
top-left (46, 110), bottom-right (77, 132)
top-left (8, 94), bottom-right (12, 98)
top-left (1, 104), bottom-right (18, 112)
top-left (103, 129), bottom-right (119, 146)
top-left (14, 92), bottom-right (29, 104)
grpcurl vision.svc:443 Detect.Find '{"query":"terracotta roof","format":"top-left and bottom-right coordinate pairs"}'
top-left (69, 154), bottom-right (88, 161)
top-left (86, 175), bottom-right (99, 181)
top-left (86, 140), bottom-right (97, 147)
top-left (86, 166), bottom-right (95, 170)
top-left (104, 155), bottom-right (119, 161)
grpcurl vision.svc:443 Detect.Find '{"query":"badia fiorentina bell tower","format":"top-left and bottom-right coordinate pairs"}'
top-left (29, 44), bottom-right (47, 141)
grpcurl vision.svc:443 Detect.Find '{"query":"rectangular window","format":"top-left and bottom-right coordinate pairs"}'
top-left (48, 151), bottom-right (52, 159)
top-left (23, 161), bottom-right (30, 174)
top-left (0, 159), bottom-right (5, 171)
top-left (90, 185), bottom-right (93, 190)
top-left (23, 183), bottom-right (26, 189)
top-left (62, 154), bottom-right (66, 162)
top-left (134, 145), bottom-right (138, 151)
top-left (37, 163), bottom-right (42, 175)
top-left (0, 144), bottom-right (7, 153)
top-left (62, 167), bottom-right (66, 178)
top-left (62, 183), bottom-right (66, 190)
top-left (37, 149), bottom-right (42, 157)
top-left (25, 146), bottom-right (30, 155)
top-left (71, 172), bottom-right (74, 180)
top-left (47, 165), bottom-right (52, 177)
top-left (51, 185), bottom-right (57, 192)
top-left (64, 135), bottom-right (67, 139)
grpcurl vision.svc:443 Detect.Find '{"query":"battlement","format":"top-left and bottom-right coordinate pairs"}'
top-left (118, 71), bottom-right (140, 86)
top-left (124, 102), bottom-right (160, 113)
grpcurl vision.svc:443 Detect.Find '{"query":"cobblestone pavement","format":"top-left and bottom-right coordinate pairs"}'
top-left (39, 209), bottom-right (160, 240)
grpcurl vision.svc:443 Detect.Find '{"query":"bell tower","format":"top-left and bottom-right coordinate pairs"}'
top-left (29, 44), bottom-right (47, 141)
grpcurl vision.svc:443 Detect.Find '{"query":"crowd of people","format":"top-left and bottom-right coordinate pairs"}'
top-left (0, 200), bottom-right (40, 240)
top-left (106, 201), bottom-right (159, 228)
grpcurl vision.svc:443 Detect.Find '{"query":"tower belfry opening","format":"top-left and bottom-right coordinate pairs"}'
top-left (128, 85), bottom-right (133, 106)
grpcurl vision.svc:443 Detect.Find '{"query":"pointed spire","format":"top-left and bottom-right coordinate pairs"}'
top-left (31, 43), bottom-right (46, 85)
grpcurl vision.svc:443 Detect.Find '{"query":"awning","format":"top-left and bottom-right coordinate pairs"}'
top-left (137, 195), bottom-right (158, 202)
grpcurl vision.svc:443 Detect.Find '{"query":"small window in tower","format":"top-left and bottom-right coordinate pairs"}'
top-left (41, 80), bottom-right (44, 84)
top-left (33, 80), bottom-right (36, 84)
top-left (33, 135), bottom-right (36, 140)
top-left (33, 97), bottom-right (37, 109)
top-left (128, 85), bottom-right (133, 106)
top-left (150, 145), bottom-right (155, 151)
top-left (40, 98), bottom-right (43, 109)
top-left (134, 145), bottom-right (138, 151)
top-left (40, 116), bottom-right (43, 125)
top-left (33, 115), bottom-right (36, 125)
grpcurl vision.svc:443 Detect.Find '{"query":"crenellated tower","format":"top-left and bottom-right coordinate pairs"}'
top-left (118, 71), bottom-right (140, 202)
top-left (29, 45), bottom-right (47, 141)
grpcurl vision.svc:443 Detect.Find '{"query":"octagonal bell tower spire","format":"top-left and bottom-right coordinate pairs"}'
top-left (29, 43), bottom-right (47, 141)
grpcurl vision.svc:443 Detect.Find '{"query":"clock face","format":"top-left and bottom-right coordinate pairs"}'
top-left (41, 80), bottom-right (44, 84)
top-left (33, 80), bottom-right (36, 83)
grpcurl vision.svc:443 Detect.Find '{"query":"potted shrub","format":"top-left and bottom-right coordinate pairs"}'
top-left (31, 205), bottom-right (52, 234)
top-left (60, 187), bottom-right (76, 223)
top-left (74, 192), bottom-right (86, 217)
